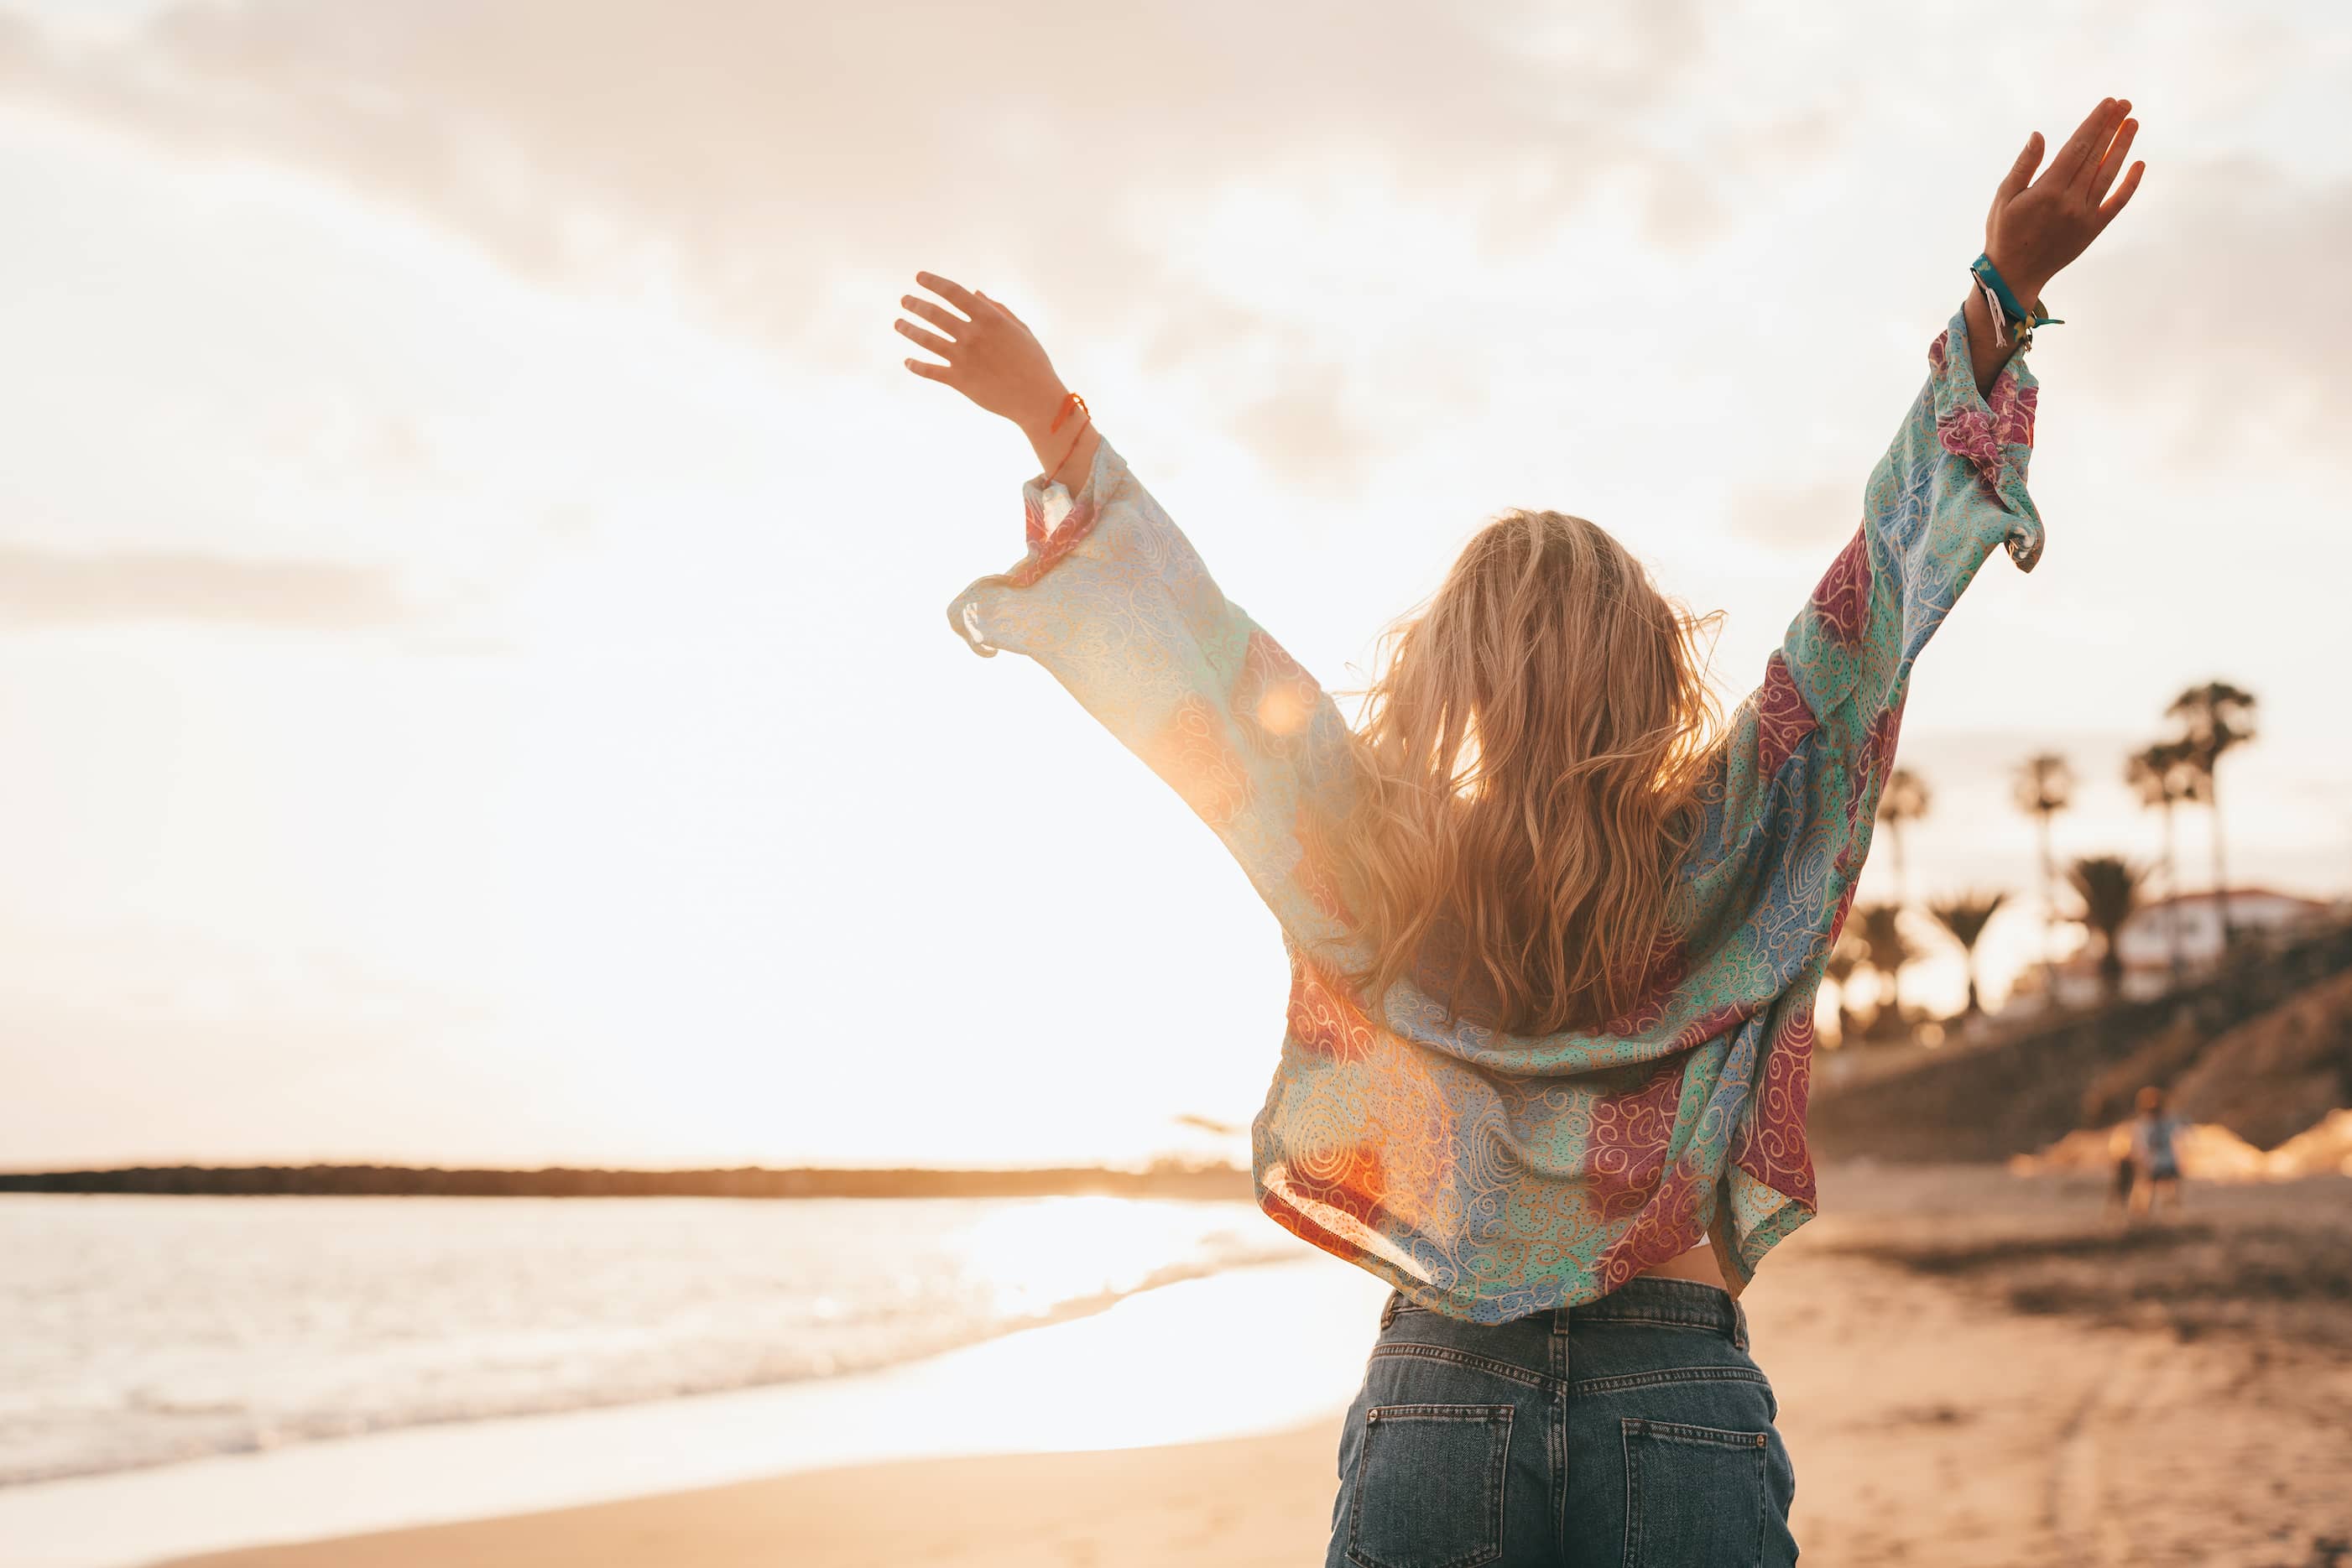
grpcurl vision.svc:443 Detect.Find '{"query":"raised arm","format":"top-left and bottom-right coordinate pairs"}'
top-left (897, 272), bottom-right (1364, 952)
top-left (1686, 97), bottom-right (2145, 953)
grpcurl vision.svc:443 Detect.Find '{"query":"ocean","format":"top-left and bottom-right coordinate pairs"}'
top-left (0, 1191), bottom-right (1302, 1489)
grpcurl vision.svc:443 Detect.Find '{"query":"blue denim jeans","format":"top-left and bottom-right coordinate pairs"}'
top-left (1325, 1278), bottom-right (1797, 1567)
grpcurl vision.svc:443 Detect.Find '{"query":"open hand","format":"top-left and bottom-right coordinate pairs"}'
top-left (1984, 96), bottom-right (2146, 304)
top-left (895, 272), bottom-right (1067, 429)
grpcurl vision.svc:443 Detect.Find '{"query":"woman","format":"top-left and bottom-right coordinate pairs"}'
top-left (896, 96), bottom-right (2143, 1567)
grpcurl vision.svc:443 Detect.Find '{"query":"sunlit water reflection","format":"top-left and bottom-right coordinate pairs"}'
top-left (0, 1193), bottom-right (1300, 1486)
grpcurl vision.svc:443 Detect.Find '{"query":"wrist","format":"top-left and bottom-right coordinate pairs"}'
top-left (1980, 249), bottom-right (2050, 315)
top-left (1019, 386), bottom-right (1094, 491)
top-left (1013, 382), bottom-right (1072, 445)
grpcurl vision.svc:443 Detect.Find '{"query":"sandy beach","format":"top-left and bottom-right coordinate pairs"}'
top-left (138, 1165), bottom-right (2352, 1568)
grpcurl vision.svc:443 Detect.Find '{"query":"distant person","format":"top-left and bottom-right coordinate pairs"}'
top-left (2107, 1122), bottom-right (2138, 1219)
top-left (900, 96), bottom-right (2143, 1568)
top-left (2130, 1086), bottom-right (2187, 1216)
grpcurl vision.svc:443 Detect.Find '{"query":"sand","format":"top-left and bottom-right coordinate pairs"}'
top-left (159, 1167), bottom-right (2352, 1568)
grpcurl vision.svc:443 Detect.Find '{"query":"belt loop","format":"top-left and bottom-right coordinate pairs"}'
top-left (1729, 1300), bottom-right (1750, 1352)
top-left (1379, 1289), bottom-right (1401, 1331)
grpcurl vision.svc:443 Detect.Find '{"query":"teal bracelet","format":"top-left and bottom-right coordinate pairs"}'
top-left (1969, 253), bottom-right (2063, 329)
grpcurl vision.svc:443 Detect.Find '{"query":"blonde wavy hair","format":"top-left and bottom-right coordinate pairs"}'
top-left (1331, 509), bottom-right (1724, 1036)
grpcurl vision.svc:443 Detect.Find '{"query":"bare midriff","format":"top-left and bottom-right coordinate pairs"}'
top-left (1633, 1240), bottom-right (1730, 1291)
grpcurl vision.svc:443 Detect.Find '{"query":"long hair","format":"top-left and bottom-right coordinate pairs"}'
top-left (1330, 508), bottom-right (1723, 1036)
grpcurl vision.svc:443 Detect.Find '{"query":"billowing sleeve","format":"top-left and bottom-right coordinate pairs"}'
top-left (1681, 306), bottom-right (2043, 958)
top-left (946, 435), bottom-right (1365, 952)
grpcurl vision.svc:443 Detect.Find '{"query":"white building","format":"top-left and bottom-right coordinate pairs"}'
top-left (2016, 888), bottom-right (2337, 1011)
top-left (2116, 888), bottom-right (2334, 972)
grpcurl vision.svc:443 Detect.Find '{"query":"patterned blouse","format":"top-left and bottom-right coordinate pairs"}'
top-left (947, 308), bottom-right (2042, 1323)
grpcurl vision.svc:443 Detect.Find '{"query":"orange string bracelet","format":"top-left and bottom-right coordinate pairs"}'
top-left (1047, 392), bottom-right (1091, 488)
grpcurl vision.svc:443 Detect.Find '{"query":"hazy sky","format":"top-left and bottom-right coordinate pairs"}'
top-left (2, 0), bottom-right (2346, 1169)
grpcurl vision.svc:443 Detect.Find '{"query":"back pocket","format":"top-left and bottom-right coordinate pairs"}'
top-left (1345, 1403), bottom-right (1512, 1568)
top-left (1621, 1417), bottom-right (1768, 1567)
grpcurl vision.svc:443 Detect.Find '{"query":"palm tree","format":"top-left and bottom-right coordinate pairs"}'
top-left (1824, 938), bottom-right (1864, 1047)
top-left (2125, 738), bottom-right (2202, 979)
top-left (1928, 891), bottom-right (2007, 1017)
top-left (1854, 902), bottom-right (1914, 1037)
top-left (1875, 768), bottom-right (1932, 909)
top-left (2167, 681), bottom-right (2259, 946)
top-left (2012, 753), bottom-right (2074, 990)
top-left (2068, 856), bottom-right (2150, 1000)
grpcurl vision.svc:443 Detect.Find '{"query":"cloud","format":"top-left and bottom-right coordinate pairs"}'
top-left (1733, 477), bottom-right (1858, 554)
top-left (0, 3), bottom-right (1701, 300)
top-left (0, 1), bottom-right (1764, 486)
top-left (1235, 370), bottom-right (1379, 494)
top-left (20, 3), bottom-right (2337, 498)
top-left (2092, 156), bottom-right (2352, 455)
top-left (0, 544), bottom-right (407, 628)
top-left (0, 0), bottom-right (1936, 504)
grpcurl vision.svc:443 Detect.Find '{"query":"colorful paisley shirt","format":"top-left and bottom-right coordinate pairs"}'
top-left (947, 308), bottom-right (2042, 1323)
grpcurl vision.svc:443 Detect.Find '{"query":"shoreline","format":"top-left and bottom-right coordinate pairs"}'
top-left (2, 1237), bottom-right (1307, 1495)
top-left (0, 1253), bottom-right (1391, 1568)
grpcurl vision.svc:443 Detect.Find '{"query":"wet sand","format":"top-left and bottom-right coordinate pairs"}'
top-left (161, 1167), bottom-right (2352, 1568)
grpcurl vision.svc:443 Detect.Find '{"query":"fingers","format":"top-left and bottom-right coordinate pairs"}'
top-left (2050, 96), bottom-right (2121, 187)
top-left (915, 270), bottom-right (983, 317)
top-left (894, 318), bottom-right (954, 357)
top-left (899, 273), bottom-right (1004, 385)
top-left (2077, 97), bottom-right (2130, 190)
top-left (2096, 159), bottom-right (2146, 229)
top-left (901, 295), bottom-right (967, 335)
top-left (2088, 116), bottom-right (2139, 203)
top-left (1995, 131), bottom-right (2045, 206)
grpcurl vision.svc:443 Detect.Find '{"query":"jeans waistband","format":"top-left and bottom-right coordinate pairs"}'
top-left (1565, 1277), bottom-right (1747, 1347)
top-left (1381, 1277), bottom-right (1748, 1350)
